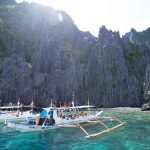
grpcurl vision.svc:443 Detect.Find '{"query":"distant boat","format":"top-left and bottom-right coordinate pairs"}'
top-left (6, 103), bottom-right (126, 138)
top-left (0, 100), bottom-right (39, 122)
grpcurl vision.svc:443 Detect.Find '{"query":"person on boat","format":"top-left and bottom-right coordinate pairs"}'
top-left (68, 114), bottom-right (72, 119)
top-left (52, 118), bottom-right (55, 125)
top-left (80, 111), bottom-right (84, 116)
top-left (44, 118), bottom-right (51, 126)
top-left (38, 117), bottom-right (45, 125)
top-left (60, 112), bottom-right (65, 119)
top-left (35, 118), bottom-right (39, 125)
top-left (71, 115), bottom-right (76, 119)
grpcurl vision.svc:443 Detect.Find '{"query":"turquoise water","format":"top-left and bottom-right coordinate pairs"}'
top-left (0, 108), bottom-right (149, 150)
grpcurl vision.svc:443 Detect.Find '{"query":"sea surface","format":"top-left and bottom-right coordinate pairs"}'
top-left (0, 108), bottom-right (149, 150)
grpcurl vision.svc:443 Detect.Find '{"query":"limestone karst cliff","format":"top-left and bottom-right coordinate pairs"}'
top-left (0, 0), bottom-right (150, 107)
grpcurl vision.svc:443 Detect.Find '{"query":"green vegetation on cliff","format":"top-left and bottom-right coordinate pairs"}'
top-left (125, 42), bottom-right (142, 64)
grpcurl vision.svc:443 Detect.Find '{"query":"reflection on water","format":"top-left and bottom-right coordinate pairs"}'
top-left (0, 108), bottom-right (149, 150)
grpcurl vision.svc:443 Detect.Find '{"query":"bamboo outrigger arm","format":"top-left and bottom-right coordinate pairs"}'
top-left (85, 122), bottom-right (126, 138)
top-left (77, 116), bottom-right (126, 138)
top-left (78, 124), bottom-right (90, 136)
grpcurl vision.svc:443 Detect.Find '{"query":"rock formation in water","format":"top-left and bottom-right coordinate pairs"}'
top-left (0, 0), bottom-right (150, 107)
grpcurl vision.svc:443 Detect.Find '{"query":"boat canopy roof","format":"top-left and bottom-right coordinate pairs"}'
top-left (41, 105), bottom-right (95, 111)
top-left (0, 105), bottom-right (36, 109)
top-left (58, 105), bottom-right (95, 110)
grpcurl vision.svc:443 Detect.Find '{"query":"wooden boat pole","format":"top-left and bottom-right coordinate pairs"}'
top-left (87, 119), bottom-right (108, 128)
top-left (79, 125), bottom-right (90, 136)
top-left (96, 120), bottom-right (108, 129)
top-left (86, 128), bottom-right (110, 138)
top-left (75, 122), bottom-right (90, 136)
top-left (85, 122), bottom-right (126, 138)
top-left (113, 116), bottom-right (123, 124)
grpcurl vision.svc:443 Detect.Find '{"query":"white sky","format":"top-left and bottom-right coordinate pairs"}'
top-left (16, 0), bottom-right (150, 37)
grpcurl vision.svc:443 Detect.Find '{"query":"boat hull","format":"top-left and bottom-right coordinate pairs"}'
top-left (0, 111), bottom-right (39, 122)
top-left (6, 111), bottom-right (103, 132)
top-left (8, 122), bottom-right (59, 132)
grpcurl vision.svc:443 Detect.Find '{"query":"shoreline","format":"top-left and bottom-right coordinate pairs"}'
top-left (100, 107), bottom-right (141, 111)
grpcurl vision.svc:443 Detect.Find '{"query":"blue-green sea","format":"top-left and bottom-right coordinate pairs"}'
top-left (0, 108), bottom-right (149, 150)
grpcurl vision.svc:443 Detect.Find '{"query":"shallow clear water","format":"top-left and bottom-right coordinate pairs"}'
top-left (0, 108), bottom-right (149, 150)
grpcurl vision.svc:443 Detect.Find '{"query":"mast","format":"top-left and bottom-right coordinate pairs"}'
top-left (17, 99), bottom-right (20, 114)
top-left (88, 98), bottom-right (90, 115)
top-left (72, 92), bottom-right (76, 114)
top-left (72, 92), bottom-right (75, 107)
top-left (50, 98), bottom-right (53, 108)
top-left (31, 100), bottom-right (34, 113)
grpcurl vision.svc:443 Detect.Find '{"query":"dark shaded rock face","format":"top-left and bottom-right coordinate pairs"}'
top-left (143, 65), bottom-right (150, 101)
top-left (0, 1), bottom-right (150, 107)
top-left (85, 26), bottom-right (141, 107)
top-left (0, 54), bottom-right (32, 104)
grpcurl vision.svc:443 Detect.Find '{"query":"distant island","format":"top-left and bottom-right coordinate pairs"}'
top-left (0, 0), bottom-right (150, 107)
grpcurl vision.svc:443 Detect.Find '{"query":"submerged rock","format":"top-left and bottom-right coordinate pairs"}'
top-left (141, 101), bottom-right (150, 111)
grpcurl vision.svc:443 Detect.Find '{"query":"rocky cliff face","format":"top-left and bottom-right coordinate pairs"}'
top-left (85, 26), bottom-right (141, 107)
top-left (0, 1), bottom-right (150, 107)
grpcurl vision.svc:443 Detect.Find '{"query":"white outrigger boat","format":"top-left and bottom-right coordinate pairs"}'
top-left (6, 102), bottom-right (126, 138)
top-left (0, 100), bottom-right (39, 122)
